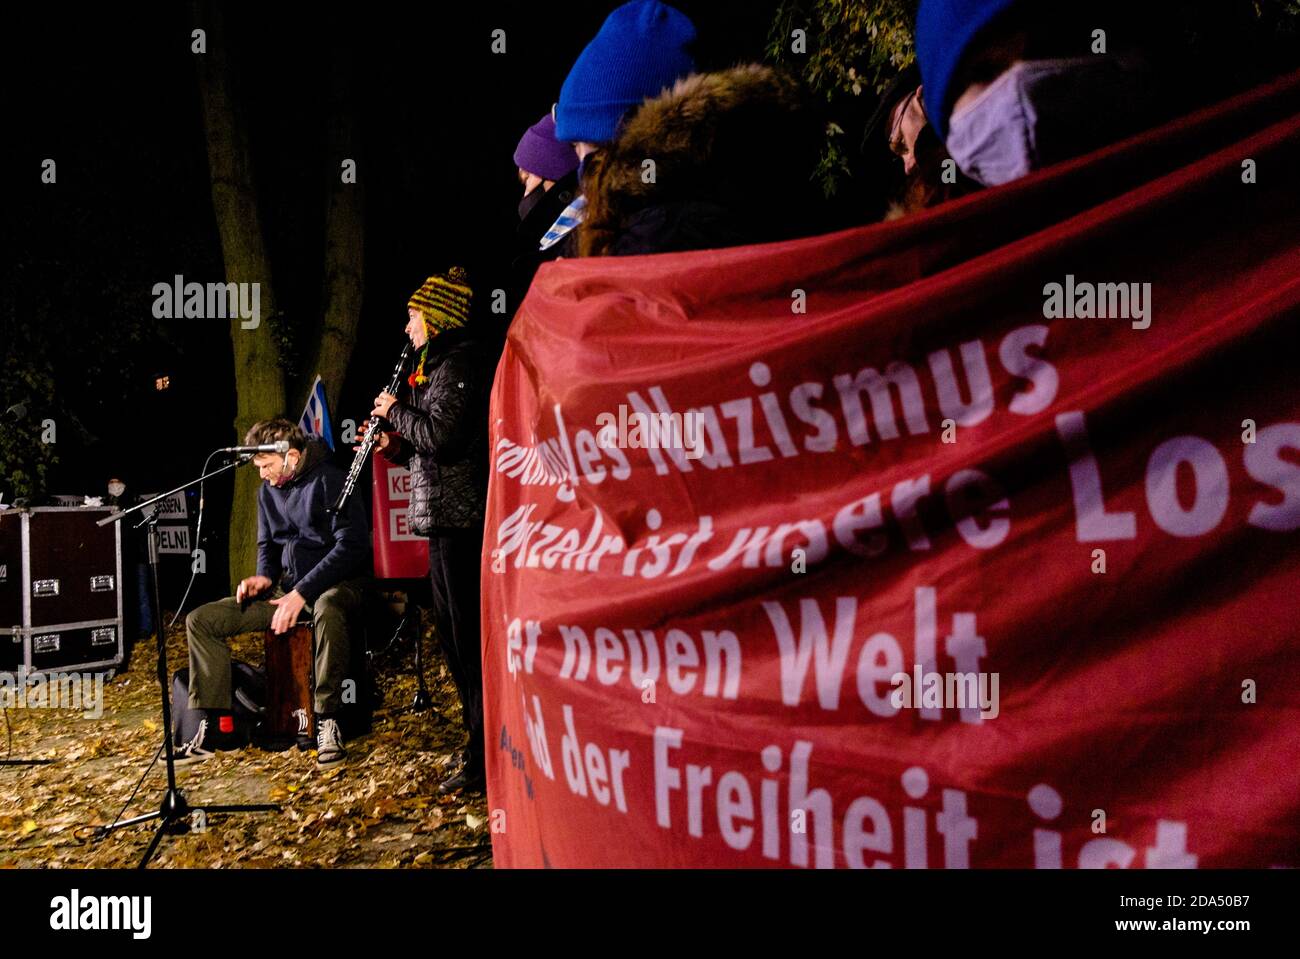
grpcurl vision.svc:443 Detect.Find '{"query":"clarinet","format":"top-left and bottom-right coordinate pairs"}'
top-left (331, 342), bottom-right (413, 513)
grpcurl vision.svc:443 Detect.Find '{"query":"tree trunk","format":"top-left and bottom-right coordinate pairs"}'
top-left (304, 43), bottom-right (364, 421)
top-left (192, 0), bottom-right (286, 590)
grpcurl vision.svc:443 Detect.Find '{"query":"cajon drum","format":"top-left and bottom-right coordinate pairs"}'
top-left (263, 621), bottom-right (315, 740)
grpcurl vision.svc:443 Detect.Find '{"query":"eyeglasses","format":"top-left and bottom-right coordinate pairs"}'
top-left (889, 87), bottom-right (925, 158)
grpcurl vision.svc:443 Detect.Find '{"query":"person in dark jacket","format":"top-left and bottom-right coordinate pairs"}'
top-left (860, 64), bottom-right (979, 220)
top-left (578, 64), bottom-right (830, 257)
top-left (369, 266), bottom-right (490, 794)
top-left (104, 473), bottom-right (154, 640)
top-left (179, 420), bottom-right (370, 769)
top-left (540, 0), bottom-right (698, 257)
top-left (509, 112), bottom-right (579, 310)
top-left (915, 0), bottom-right (1160, 188)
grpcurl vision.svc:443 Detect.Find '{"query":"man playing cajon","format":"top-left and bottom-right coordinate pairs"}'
top-left (178, 419), bottom-right (369, 768)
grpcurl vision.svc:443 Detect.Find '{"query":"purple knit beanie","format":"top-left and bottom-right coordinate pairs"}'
top-left (513, 113), bottom-right (579, 181)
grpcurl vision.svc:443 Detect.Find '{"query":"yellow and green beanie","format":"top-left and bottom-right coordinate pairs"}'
top-left (408, 266), bottom-right (472, 386)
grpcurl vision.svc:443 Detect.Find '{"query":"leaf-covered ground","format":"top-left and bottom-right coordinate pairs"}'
top-left (0, 615), bottom-right (492, 868)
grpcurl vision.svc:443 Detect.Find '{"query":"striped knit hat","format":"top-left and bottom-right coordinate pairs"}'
top-left (408, 266), bottom-right (472, 333)
top-left (408, 266), bottom-right (472, 386)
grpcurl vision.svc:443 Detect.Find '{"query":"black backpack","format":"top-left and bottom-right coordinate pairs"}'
top-left (171, 661), bottom-right (266, 750)
top-left (171, 656), bottom-right (376, 753)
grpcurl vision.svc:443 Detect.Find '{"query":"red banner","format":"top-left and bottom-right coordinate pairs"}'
top-left (370, 451), bottom-right (429, 580)
top-left (483, 73), bottom-right (1300, 868)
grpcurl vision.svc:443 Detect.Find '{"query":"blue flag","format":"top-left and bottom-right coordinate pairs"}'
top-left (299, 375), bottom-right (335, 451)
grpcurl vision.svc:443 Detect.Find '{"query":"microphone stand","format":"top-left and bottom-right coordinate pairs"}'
top-left (410, 610), bottom-right (433, 711)
top-left (92, 453), bottom-right (278, 868)
top-left (383, 605), bottom-right (433, 715)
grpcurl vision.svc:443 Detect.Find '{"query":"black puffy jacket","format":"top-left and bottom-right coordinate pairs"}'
top-left (382, 328), bottom-right (489, 534)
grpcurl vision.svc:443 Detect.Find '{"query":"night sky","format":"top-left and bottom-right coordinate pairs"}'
top-left (7, 1), bottom-right (1291, 587)
top-left (2, 0), bottom-right (779, 585)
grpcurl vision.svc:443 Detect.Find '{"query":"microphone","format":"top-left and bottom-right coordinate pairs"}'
top-left (220, 442), bottom-right (290, 455)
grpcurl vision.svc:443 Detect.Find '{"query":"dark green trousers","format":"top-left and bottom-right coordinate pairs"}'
top-left (183, 579), bottom-right (364, 715)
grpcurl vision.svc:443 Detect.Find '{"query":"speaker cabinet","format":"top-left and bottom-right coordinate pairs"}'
top-left (0, 507), bottom-right (123, 676)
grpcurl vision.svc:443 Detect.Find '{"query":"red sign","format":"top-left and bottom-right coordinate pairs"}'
top-left (371, 451), bottom-right (429, 579)
top-left (483, 73), bottom-right (1300, 868)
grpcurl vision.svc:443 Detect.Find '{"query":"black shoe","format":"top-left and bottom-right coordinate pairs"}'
top-left (174, 718), bottom-right (219, 766)
top-left (438, 762), bottom-right (485, 794)
top-left (294, 708), bottom-right (314, 751)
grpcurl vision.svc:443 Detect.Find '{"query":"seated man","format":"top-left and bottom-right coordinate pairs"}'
top-left (178, 419), bottom-right (370, 768)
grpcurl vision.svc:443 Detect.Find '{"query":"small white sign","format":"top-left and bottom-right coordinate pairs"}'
top-left (157, 525), bottom-right (191, 554)
top-left (387, 467), bottom-right (413, 501)
top-left (388, 508), bottom-right (422, 542)
top-left (140, 492), bottom-right (188, 519)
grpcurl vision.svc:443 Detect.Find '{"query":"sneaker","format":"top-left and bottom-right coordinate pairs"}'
top-left (174, 718), bottom-right (217, 767)
top-left (315, 717), bottom-right (346, 768)
top-left (294, 708), bottom-right (314, 752)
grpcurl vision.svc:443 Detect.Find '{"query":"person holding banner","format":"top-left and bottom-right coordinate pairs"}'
top-left (367, 267), bottom-right (490, 794)
top-left (577, 63), bottom-right (829, 256)
top-left (540, 0), bottom-right (698, 255)
top-left (509, 111), bottom-right (579, 312)
top-left (916, 0), bottom-right (1162, 189)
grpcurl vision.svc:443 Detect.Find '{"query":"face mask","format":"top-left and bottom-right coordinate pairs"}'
top-left (107, 482), bottom-right (125, 498)
top-left (518, 185), bottom-right (546, 222)
top-left (272, 452), bottom-right (298, 488)
top-left (945, 56), bottom-right (1146, 187)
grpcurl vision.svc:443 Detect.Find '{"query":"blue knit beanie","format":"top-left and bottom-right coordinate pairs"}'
top-left (916, 0), bottom-right (1020, 141)
top-left (554, 0), bottom-right (697, 144)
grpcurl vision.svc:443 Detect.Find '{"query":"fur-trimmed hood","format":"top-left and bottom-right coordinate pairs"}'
top-left (579, 64), bottom-right (829, 257)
